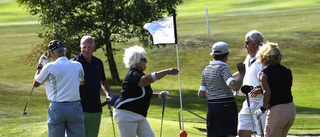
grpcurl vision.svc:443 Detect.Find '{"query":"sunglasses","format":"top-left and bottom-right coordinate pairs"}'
top-left (245, 41), bottom-right (250, 45)
top-left (141, 58), bottom-right (148, 62)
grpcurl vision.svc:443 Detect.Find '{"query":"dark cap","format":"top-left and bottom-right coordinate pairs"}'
top-left (48, 40), bottom-right (64, 51)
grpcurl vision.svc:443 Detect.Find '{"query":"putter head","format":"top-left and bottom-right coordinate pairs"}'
top-left (23, 112), bottom-right (28, 116)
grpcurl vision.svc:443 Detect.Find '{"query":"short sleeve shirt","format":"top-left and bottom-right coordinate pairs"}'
top-left (35, 57), bottom-right (84, 102)
top-left (72, 53), bottom-right (107, 112)
top-left (114, 68), bottom-right (153, 117)
top-left (199, 61), bottom-right (235, 100)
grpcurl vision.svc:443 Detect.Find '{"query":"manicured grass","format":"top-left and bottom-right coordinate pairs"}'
top-left (0, 0), bottom-right (38, 23)
top-left (0, 0), bottom-right (320, 136)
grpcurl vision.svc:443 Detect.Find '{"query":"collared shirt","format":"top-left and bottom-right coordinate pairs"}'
top-left (72, 53), bottom-right (107, 112)
top-left (243, 54), bottom-right (267, 99)
top-left (199, 61), bottom-right (235, 100)
top-left (35, 57), bottom-right (84, 102)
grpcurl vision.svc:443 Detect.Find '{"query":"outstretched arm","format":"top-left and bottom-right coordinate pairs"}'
top-left (138, 68), bottom-right (179, 87)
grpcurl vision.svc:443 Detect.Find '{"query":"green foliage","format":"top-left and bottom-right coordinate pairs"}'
top-left (20, 40), bottom-right (49, 66)
top-left (17, 0), bottom-right (183, 81)
top-left (14, 0), bottom-right (184, 55)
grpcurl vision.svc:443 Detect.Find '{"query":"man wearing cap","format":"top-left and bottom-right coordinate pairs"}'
top-left (34, 40), bottom-right (85, 137)
top-left (233, 30), bottom-right (267, 137)
top-left (198, 41), bottom-right (245, 137)
top-left (71, 36), bottom-right (111, 137)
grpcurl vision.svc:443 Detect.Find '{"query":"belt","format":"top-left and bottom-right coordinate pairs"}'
top-left (208, 97), bottom-right (235, 103)
top-left (51, 100), bottom-right (80, 103)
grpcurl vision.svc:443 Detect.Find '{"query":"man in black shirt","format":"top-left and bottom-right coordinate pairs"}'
top-left (72, 36), bottom-right (111, 137)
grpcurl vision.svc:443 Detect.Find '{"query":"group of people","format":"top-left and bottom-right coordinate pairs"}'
top-left (34, 36), bottom-right (112, 137)
top-left (33, 36), bottom-right (178, 137)
top-left (198, 30), bottom-right (296, 137)
top-left (33, 30), bottom-right (295, 137)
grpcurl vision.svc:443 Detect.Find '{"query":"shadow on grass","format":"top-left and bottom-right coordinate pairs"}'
top-left (296, 106), bottom-right (320, 115)
top-left (102, 83), bottom-right (320, 115)
top-left (150, 89), bottom-right (246, 113)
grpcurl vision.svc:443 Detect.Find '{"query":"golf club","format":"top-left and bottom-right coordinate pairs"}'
top-left (101, 95), bottom-right (119, 107)
top-left (259, 117), bottom-right (264, 137)
top-left (101, 95), bottom-right (119, 137)
top-left (160, 97), bottom-right (165, 137)
top-left (108, 104), bottom-right (116, 137)
top-left (101, 100), bottom-right (108, 107)
top-left (23, 86), bottom-right (35, 116)
top-left (246, 94), bottom-right (257, 137)
top-left (241, 85), bottom-right (256, 137)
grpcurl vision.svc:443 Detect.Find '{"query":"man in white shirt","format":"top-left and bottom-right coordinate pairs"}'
top-left (34, 40), bottom-right (85, 137)
top-left (234, 30), bottom-right (267, 137)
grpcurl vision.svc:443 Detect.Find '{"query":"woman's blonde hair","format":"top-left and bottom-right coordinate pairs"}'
top-left (257, 42), bottom-right (282, 66)
top-left (123, 45), bottom-right (147, 69)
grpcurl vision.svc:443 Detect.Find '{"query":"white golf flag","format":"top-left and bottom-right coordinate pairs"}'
top-left (143, 16), bottom-right (176, 45)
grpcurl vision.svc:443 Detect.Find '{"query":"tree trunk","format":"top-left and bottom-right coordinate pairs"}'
top-left (105, 40), bottom-right (120, 82)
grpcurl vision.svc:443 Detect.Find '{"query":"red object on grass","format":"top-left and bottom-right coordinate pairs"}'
top-left (180, 130), bottom-right (187, 137)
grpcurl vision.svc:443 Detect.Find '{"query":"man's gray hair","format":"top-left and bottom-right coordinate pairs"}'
top-left (123, 45), bottom-right (147, 69)
top-left (52, 47), bottom-right (66, 57)
top-left (245, 30), bottom-right (264, 45)
top-left (81, 35), bottom-right (95, 45)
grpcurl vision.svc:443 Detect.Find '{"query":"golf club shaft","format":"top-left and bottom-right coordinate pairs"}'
top-left (101, 100), bottom-right (108, 106)
top-left (245, 93), bottom-right (256, 137)
top-left (23, 86), bottom-right (35, 114)
top-left (259, 118), bottom-right (264, 137)
top-left (160, 98), bottom-right (165, 137)
top-left (108, 104), bottom-right (116, 137)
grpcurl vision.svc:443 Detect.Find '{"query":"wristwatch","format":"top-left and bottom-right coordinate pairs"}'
top-left (254, 86), bottom-right (263, 95)
top-left (37, 65), bottom-right (43, 70)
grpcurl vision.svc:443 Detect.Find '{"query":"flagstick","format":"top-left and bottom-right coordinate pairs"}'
top-left (206, 8), bottom-right (210, 35)
top-left (172, 9), bottom-right (184, 131)
top-left (176, 43), bottom-right (184, 131)
top-left (206, 8), bottom-right (211, 44)
top-left (144, 9), bottom-right (185, 131)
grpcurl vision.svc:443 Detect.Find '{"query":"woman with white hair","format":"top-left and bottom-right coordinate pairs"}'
top-left (113, 45), bottom-right (179, 137)
top-left (255, 42), bottom-right (296, 137)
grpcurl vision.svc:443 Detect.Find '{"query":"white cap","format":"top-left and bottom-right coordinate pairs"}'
top-left (210, 42), bottom-right (230, 55)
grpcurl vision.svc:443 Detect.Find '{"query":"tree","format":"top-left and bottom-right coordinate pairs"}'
top-left (18, 0), bottom-right (183, 82)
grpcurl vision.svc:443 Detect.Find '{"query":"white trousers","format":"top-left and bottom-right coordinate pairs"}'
top-left (113, 108), bottom-right (155, 137)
